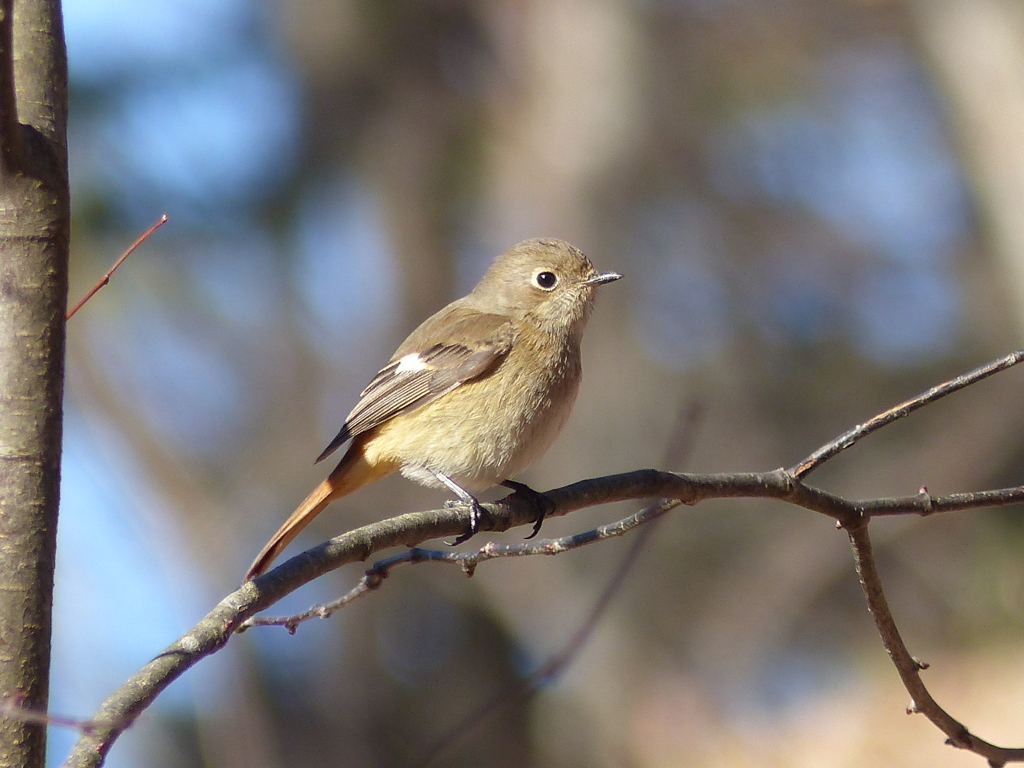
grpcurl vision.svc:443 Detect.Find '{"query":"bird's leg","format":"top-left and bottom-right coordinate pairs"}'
top-left (431, 471), bottom-right (488, 545)
top-left (501, 480), bottom-right (554, 539)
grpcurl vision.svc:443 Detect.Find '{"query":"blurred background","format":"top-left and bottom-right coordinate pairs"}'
top-left (51, 0), bottom-right (1024, 766)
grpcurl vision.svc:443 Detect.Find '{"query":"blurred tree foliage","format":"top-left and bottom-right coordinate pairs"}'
top-left (55, 0), bottom-right (1024, 766)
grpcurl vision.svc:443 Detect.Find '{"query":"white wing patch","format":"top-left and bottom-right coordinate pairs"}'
top-left (394, 352), bottom-right (430, 373)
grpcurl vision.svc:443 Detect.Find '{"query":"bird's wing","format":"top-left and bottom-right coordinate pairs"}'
top-left (315, 311), bottom-right (516, 463)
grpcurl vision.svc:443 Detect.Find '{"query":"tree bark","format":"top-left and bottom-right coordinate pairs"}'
top-left (0, 0), bottom-right (69, 765)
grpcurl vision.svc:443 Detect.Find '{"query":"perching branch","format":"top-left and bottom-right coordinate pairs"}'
top-left (242, 497), bottom-right (685, 632)
top-left (62, 349), bottom-right (1024, 768)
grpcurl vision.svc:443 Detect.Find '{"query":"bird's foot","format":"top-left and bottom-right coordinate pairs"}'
top-left (433, 469), bottom-right (489, 546)
top-left (446, 496), bottom-right (490, 546)
top-left (501, 480), bottom-right (555, 539)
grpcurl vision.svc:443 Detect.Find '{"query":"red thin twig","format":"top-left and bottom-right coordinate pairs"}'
top-left (66, 214), bottom-right (168, 320)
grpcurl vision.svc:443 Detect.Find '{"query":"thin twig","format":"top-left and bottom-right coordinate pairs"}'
top-left (243, 499), bottom-right (683, 632)
top-left (241, 576), bottom-right (378, 633)
top-left (0, 697), bottom-right (109, 735)
top-left (790, 349), bottom-right (1024, 479)
top-left (863, 485), bottom-right (1024, 517)
top-left (845, 518), bottom-right (1024, 767)
top-left (66, 215), bottom-right (168, 320)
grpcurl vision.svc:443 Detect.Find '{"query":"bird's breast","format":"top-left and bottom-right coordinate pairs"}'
top-left (364, 331), bottom-right (582, 491)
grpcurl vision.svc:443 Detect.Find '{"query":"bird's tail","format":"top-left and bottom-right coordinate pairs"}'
top-left (245, 439), bottom-right (395, 581)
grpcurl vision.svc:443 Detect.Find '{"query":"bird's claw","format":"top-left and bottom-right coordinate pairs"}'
top-left (447, 499), bottom-right (488, 546)
top-left (501, 480), bottom-right (554, 539)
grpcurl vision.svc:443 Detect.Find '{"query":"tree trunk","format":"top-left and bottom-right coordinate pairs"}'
top-left (0, 0), bottom-right (70, 765)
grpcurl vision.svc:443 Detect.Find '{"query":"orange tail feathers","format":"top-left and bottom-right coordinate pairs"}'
top-left (245, 439), bottom-right (396, 581)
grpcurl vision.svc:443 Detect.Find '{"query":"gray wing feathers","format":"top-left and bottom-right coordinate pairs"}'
top-left (314, 317), bottom-right (516, 464)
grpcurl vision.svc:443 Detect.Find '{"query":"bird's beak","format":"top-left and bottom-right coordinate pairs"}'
top-left (585, 271), bottom-right (623, 286)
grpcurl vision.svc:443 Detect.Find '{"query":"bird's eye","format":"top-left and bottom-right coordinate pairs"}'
top-left (533, 270), bottom-right (558, 290)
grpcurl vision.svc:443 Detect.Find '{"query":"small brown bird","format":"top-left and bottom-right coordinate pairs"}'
top-left (246, 238), bottom-right (621, 580)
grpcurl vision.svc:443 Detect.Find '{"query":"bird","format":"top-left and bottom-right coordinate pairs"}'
top-left (245, 237), bottom-right (621, 580)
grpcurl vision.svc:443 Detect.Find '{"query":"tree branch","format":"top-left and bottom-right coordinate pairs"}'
top-left (61, 471), bottom-right (1024, 767)
top-left (242, 498), bottom-right (684, 632)
top-left (846, 518), bottom-right (1024, 767)
top-left (791, 348), bottom-right (1024, 478)
top-left (61, 350), bottom-right (1024, 767)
